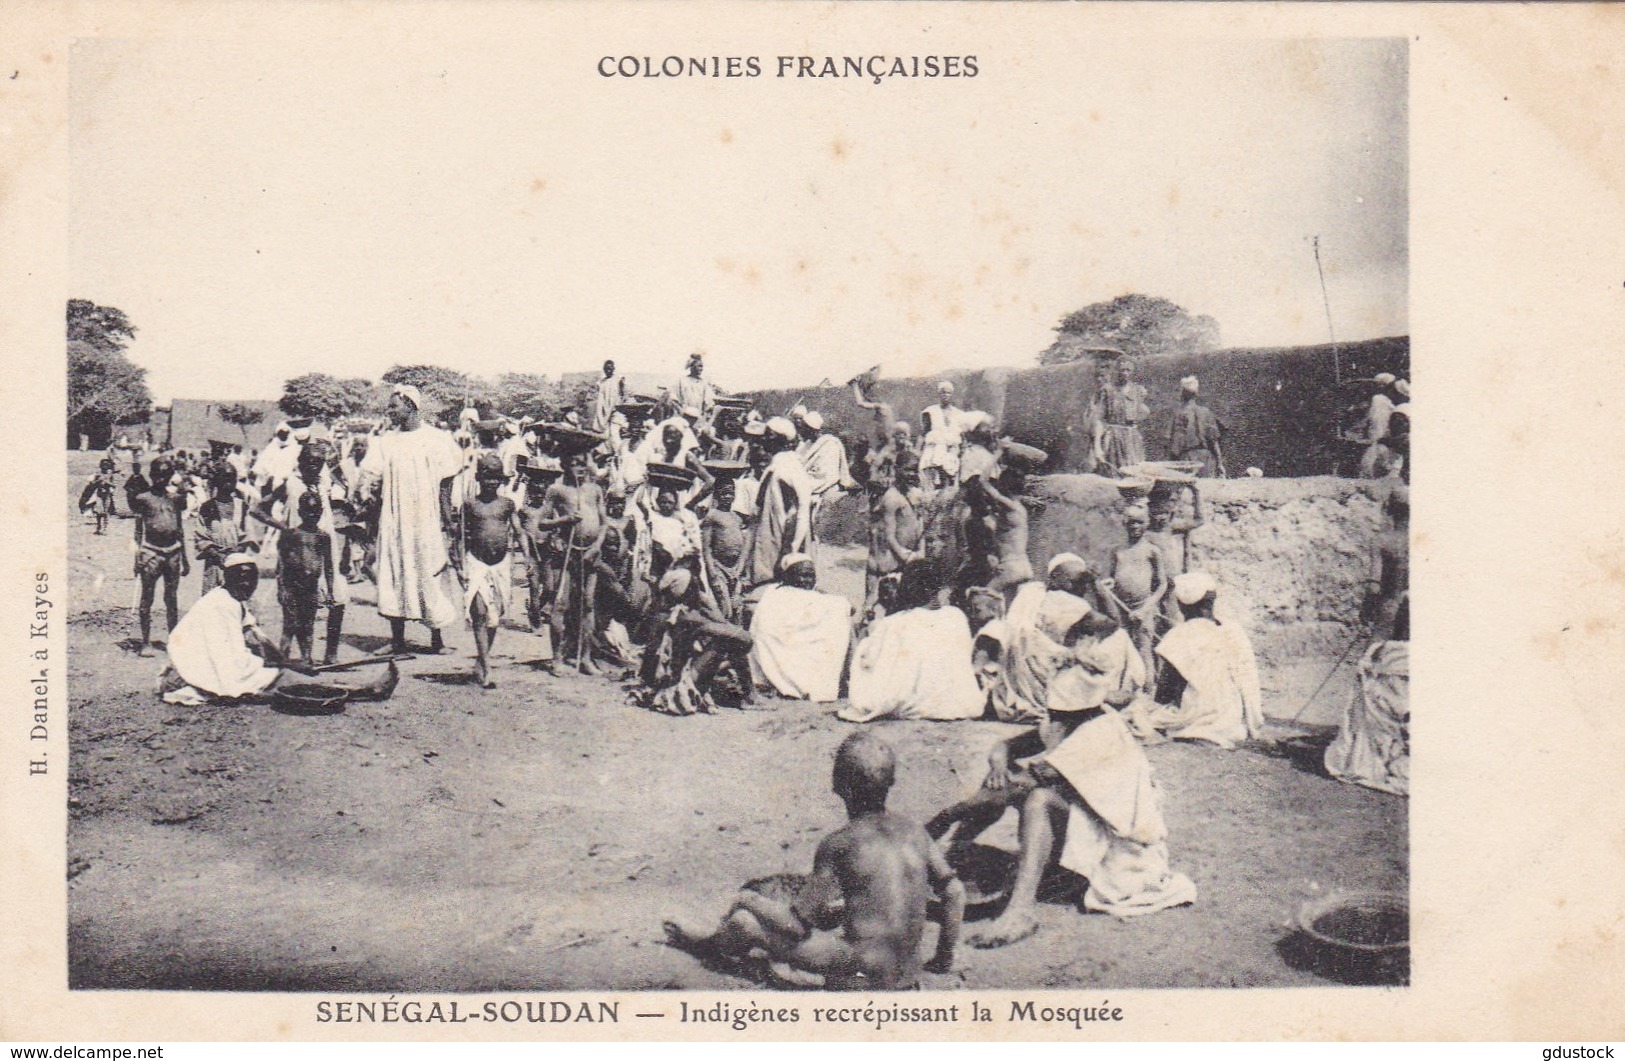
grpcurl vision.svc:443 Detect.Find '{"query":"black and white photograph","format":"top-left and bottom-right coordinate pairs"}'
top-left (12, 1), bottom-right (1624, 1045)
top-left (58, 25), bottom-right (1412, 998)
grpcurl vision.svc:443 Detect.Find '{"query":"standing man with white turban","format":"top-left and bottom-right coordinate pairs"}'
top-left (742, 417), bottom-right (813, 587)
top-left (1168, 376), bottom-right (1226, 478)
top-left (674, 353), bottom-right (717, 419)
top-left (357, 384), bottom-right (465, 655)
top-left (919, 380), bottom-right (966, 491)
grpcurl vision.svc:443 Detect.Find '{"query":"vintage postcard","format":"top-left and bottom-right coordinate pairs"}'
top-left (2, 0), bottom-right (1622, 1044)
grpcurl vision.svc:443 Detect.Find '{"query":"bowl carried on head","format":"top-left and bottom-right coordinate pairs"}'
top-left (645, 462), bottom-right (699, 492)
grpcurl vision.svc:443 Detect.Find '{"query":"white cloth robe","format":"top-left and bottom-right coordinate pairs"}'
top-left (749, 584), bottom-right (852, 702)
top-left (164, 587), bottom-right (280, 703)
top-left (842, 606), bottom-right (984, 722)
top-left (358, 425), bottom-right (463, 627)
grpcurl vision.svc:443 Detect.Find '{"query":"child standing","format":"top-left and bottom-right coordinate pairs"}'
top-left (276, 493), bottom-right (333, 665)
top-left (462, 452), bottom-right (518, 689)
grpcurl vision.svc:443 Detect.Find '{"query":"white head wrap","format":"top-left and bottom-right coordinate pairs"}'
top-left (790, 404), bottom-right (809, 420)
top-left (1047, 552), bottom-right (1088, 576)
top-left (658, 568), bottom-right (693, 597)
top-left (224, 552), bottom-right (257, 570)
top-left (766, 417), bottom-right (797, 441)
top-left (1173, 571), bottom-right (1218, 605)
top-left (1394, 378), bottom-right (1410, 398)
top-left (392, 384), bottom-right (423, 410)
top-left (1180, 376), bottom-right (1200, 394)
top-left (1373, 372), bottom-right (1397, 386)
top-left (274, 421), bottom-right (291, 437)
top-left (937, 380), bottom-right (955, 394)
top-left (802, 411), bottom-right (824, 431)
top-left (780, 552), bottom-right (814, 574)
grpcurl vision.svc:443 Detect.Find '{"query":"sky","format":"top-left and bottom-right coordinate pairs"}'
top-left (70, 14), bottom-right (1406, 403)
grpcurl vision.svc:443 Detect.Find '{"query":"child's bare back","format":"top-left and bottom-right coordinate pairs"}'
top-left (803, 811), bottom-right (943, 989)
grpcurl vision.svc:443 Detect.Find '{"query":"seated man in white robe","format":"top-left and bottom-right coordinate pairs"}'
top-left (1325, 595), bottom-right (1409, 795)
top-left (842, 569), bottom-right (984, 723)
top-left (987, 553), bottom-right (1100, 723)
top-left (1127, 571), bottom-right (1264, 749)
top-left (749, 554), bottom-right (853, 703)
top-left (929, 611), bottom-right (1195, 948)
top-left (157, 554), bottom-right (397, 706)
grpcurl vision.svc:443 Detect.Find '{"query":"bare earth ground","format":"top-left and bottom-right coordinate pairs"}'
top-left (65, 453), bottom-right (1405, 991)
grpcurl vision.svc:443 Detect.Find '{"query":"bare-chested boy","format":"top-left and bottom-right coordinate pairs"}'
top-left (81, 458), bottom-right (118, 535)
top-left (131, 457), bottom-right (189, 657)
top-left (194, 464), bottom-right (245, 595)
top-left (1146, 482), bottom-right (1203, 631)
top-left (1106, 502), bottom-right (1168, 679)
top-left (665, 731), bottom-right (964, 989)
top-left (1362, 481), bottom-right (1409, 634)
top-left (540, 452), bottom-right (607, 674)
top-left (276, 492), bottom-right (334, 664)
top-left (463, 452), bottom-right (519, 689)
top-left (963, 469), bottom-right (1033, 607)
top-left (866, 454), bottom-right (924, 614)
top-left (701, 477), bottom-right (747, 620)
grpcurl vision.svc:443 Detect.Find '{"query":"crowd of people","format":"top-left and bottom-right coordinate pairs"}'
top-left (81, 351), bottom-right (1411, 989)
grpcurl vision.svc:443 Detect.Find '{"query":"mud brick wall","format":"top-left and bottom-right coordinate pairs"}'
top-left (744, 335), bottom-right (1408, 478)
top-left (819, 473), bottom-right (1391, 665)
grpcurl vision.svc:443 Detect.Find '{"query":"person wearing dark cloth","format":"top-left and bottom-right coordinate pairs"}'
top-left (123, 458), bottom-right (150, 516)
top-left (131, 457), bottom-right (189, 657)
top-left (1168, 375), bottom-right (1226, 478)
top-left (80, 458), bottom-right (118, 534)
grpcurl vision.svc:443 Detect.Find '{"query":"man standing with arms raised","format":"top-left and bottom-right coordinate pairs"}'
top-left (358, 384), bottom-right (465, 656)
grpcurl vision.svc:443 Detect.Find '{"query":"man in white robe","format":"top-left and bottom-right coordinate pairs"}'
top-left (357, 384), bottom-right (465, 655)
top-left (1128, 571), bottom-right (1264, 748)
top-left (987, 554), bottom-right (1100, 723)
top-left (159, 555), bottom-right (396, 706)
top-left (749, 554), bottom-right (852, 702)
top-left (742, 418), bottom-right (813, 587)
top-left (591, 359), bottom-right (627, 434)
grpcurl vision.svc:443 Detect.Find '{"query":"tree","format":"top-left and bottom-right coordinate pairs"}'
top-left (1040, 293), bottom-right (1220, 364)
top-left (279, 373), bottom-right (367, 422)
top-left (67, 298), bottom-right (151, 448)
top-left (67, 299), bottom-right (137, 353)
top-left (380, 364), bottom-right (492, 419)
top-left (217, 402), bottom-right (266, 445)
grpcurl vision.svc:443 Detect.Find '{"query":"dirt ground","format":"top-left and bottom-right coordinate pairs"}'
top-left (65, 452), bottom-right (1406, 991)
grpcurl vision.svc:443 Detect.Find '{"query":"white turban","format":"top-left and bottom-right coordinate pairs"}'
top-left (1173, 571), bottom-right (1218, 606)
top-left (1047, 552), bottom-right (1088, 575)
top-left (1373, 372), bottom-right (1397, 386)
top-left (274, 421), bottom-right (291, 437)
top-left (1180, 376), bottom-right (1199, 394)
top-left (392, 384), bottom-right (423, 410)
top-left (1394, 379), bottom-right (1410, 398)
top-left (790, 404), bottom-right (809, 420)
top-left (780, 552), bottom-right (814, 573)
top-left (223, 552), bottom-right (257, 570)
top-left (802, 410), bottom-right (824, 431)
top-left (937, 380), bottom-right (955, 393)
top-left (292, 426), bottom-right (312, 442)
top-left (766, 417), bottom-right (797, 441)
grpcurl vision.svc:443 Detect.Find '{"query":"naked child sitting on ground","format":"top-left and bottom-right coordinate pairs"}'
top-left (664, 731), bottom-right (965, 990)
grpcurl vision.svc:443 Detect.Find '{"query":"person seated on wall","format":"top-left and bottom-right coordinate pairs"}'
top-left (1125, 571), bottom-right (1264, 749)
top-left (748, 553), bottom-right (853, 703)
top-left (156, 554), bottom-right (397, 707)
